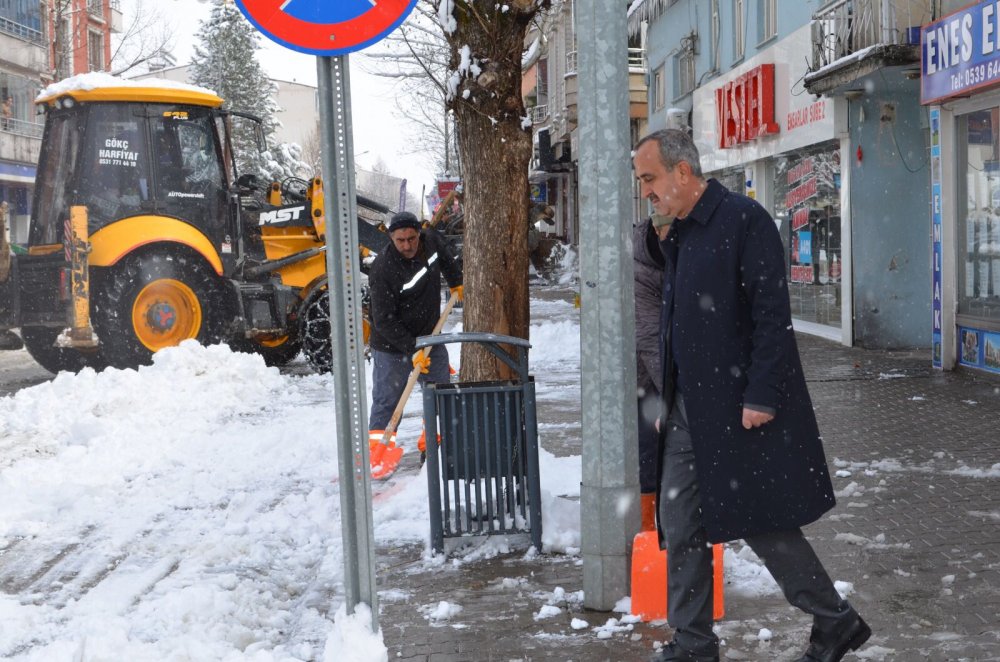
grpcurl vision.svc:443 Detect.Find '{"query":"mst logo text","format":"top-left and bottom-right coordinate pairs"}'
top-left (259, 206), bottom-right (306, 225)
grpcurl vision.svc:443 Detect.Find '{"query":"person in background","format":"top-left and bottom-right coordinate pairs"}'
top-left (633, 128), bottom-right (870, 662)
top-left (367, 211), bottom-right (463, 470)
top-left (1, 97), bottom-right (13, 131)
top-left (633, 213), bottom-right (671, 531)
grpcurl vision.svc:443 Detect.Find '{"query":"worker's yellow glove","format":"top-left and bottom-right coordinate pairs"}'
top-left (412, 351), bottom-right (431, 374)
top-left (450, 285), bottom-right (464, 302)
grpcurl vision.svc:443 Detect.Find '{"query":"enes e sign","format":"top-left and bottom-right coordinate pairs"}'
top-left (922, 1), bottom-right (1000, 104)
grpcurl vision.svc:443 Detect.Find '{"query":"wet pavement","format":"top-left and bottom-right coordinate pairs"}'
top-left (377, 286), bottom-right (1000, 662)
top-left (1, 288), bottom-right (998, 660)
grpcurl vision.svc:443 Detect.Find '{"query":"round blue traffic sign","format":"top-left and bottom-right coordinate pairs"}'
top-left (235, 0), bottom-right (419, 57)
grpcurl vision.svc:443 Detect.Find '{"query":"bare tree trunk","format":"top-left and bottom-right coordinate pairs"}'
top-left (444, 2), bottom-right (542, 382)
top-left (455, 104), bottom-right (532, 381)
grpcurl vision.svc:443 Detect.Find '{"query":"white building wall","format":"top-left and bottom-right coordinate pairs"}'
top-left (132, 65), bottom-right (317, 148)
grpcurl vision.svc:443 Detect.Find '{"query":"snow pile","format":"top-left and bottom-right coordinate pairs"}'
top-left (323, 604), bottom-right (387, 662)
top-left (38, 72), bottom-right (217, 101)
top-left (533, 604), bottom-right (561, 620)
top-left (421, 600), bottom-right (463, 623)
top-left (0, 342), bottom-right (341, 659)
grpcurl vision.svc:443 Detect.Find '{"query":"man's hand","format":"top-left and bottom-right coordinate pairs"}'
top-left (742, 408), bottom-right (774, 430)
top-left (450, 285), bottom-right (464, 302)
top-left (412, 350), bottom-right (431, 374)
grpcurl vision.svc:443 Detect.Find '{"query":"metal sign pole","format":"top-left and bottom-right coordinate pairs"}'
top-left (316, 54), bottom-right (379, 629)
top-left (576, 1), bottom-right (640, 610)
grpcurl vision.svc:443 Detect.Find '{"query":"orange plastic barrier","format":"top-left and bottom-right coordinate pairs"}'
top-left (630, 531), bottom-right (725, 621)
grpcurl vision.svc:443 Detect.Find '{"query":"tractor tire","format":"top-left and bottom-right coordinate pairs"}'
top-left (230, 333), bottom-right (302, 367)
top-left (299, 285), bottom-right (371, 374)
top-left (92, 251), bottom-right (227, 369)
top-left (20, 326), bottom-right (106, 374)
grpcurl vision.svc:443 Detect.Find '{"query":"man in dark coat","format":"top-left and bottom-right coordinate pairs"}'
top-left (633, 129), bottom-right (870, 662)
top-left (634, 213), bottom-right (670, 530)
top-left (367, 211), bottom-right (462, 467)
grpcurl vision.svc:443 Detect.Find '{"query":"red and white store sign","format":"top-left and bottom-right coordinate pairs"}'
top-left (715, 64), bottom-right (780, 149)
top-left (694, 25), bottom-right (838, 174)
top-left (790, 265), bottom-right (814, 283)
top-left (791, 207), bottom-right (810, 231)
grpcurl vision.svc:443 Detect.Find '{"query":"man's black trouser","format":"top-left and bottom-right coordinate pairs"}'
top-left (658, 394), bottom-right (852, 657)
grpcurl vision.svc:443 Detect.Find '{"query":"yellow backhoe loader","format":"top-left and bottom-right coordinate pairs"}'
top-left (0, 79), bottom-right (391, 373)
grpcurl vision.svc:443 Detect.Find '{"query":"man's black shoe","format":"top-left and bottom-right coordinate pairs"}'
top-left (795, 613), bottom-right (872, 662)
top-left (649, 641), bottom-right (719, 662)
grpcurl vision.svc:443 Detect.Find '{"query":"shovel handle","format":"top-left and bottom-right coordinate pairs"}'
top-left (382, 290), bottom-right (459, 438)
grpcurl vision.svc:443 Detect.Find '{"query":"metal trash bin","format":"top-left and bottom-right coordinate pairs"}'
top-left (417, 332), bottom-right (542, 554)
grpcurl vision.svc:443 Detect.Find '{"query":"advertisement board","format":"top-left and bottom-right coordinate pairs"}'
top-left (694, 25), bottom-right (838, 173)
top-left (922, 1), bottom-right (1000, 104)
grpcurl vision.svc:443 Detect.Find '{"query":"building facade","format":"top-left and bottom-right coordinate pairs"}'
top-left (524, 0), bottom-right (648, 245)
top-left (48, 0), bottom-right (123, 80)
top-left (632, 0), bottom-right (936, 352)
top-left (132, 65), bottom-right (318, 151)
top-left (1, 1), bottom-right (121, 243)
top-left (921, 0), bottom-right (1000, 375)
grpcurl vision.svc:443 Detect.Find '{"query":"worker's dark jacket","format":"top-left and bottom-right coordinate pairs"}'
top-left (368, 228), bottom-right (462, 356)
top-left (634, 217), bottom-right (665, 395)
top-left (658, 179), bottom-right (836, 543)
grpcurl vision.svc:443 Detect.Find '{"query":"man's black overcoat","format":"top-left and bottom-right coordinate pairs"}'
top-left (658, 179), bottom-right (836, 543)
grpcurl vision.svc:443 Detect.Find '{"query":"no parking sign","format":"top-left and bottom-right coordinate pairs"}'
top-left (234, 0), bottom-right (421, 633)
top-left (235, 0), bottom-right (418, 55)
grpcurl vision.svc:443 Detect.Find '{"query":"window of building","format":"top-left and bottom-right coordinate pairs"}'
top-left (757, 0), bottom-right (777, 43)
top-left (771, 142), bottom-right (843, 329)
top-left (673, 35), bottom-right (696, 99)
top-left (957, 109), bottom-right (1000, 326)
top-left (733, 0), bottom-right (745, 61)
top-left (651, 65), bottom-right (665, 111)
top-left (88, 31), bottom-right (104, 72)
top-left (710, 0), bottom-right (720, 72)
top-left (55, 17), bottom-right (72, 80)
top-left (87, 0), bottom-right (104, 18)
top-left (0, 71), bottom-right (41, 125)
top-left (0, 0), bottom-right (42, 32)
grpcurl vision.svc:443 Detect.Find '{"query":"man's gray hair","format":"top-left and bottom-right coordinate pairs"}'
top-left (635, 129), bottom-right (703, 178)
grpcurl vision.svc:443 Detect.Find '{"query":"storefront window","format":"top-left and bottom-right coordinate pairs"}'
top-left (771, 141), bottom-right (842, 328)
top-left (958, 109), bottom-right (1000, 326)
top-left (713, 166), bottom-right (745, 196)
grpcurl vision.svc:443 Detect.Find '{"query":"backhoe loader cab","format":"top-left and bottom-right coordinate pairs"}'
top-left (0, 76), bottom-right (387, 373)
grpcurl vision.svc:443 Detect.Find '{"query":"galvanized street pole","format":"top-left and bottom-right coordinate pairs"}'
top-left (576, 2), bottom-right (640, 610)
top-left (316, 54), bottom-right (379, 629)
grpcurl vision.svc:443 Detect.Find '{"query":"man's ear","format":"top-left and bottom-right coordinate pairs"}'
top-left (676, 160), bottom-right (691, 182)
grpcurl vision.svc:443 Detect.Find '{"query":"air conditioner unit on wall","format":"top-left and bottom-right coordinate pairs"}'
top-left (666, 107), bottom-right (690, 131)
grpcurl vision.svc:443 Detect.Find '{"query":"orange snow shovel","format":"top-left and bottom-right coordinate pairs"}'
top-left (370, 290), bottom-right (459, 479)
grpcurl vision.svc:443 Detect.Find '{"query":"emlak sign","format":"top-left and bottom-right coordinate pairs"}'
top-left (922, 1), bottom-right (1000, 104)
top-left (715, 64), bottom-right (780, 148)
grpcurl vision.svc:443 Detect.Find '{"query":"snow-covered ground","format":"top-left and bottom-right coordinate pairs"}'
top-left (0, 291), bottom-right (790, 661)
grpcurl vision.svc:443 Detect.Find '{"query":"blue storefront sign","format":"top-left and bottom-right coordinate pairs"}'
top-left (922, 1), bottom-right (1000, 104)
top-left (798, 231), bottom-right (813, 265)
top-left (530, 182), bottom-right (547, 204)
top-left (930, 107), bottom-right (943, 368)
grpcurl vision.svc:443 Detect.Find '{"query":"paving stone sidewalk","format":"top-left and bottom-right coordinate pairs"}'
top-left (376, 292), bottom-right (1000, 662)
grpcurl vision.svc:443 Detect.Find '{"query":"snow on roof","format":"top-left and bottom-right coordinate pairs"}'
top-left (37, 72), bottom-right (218, 103)
top-left (802, 44), bottom-right (881, 84)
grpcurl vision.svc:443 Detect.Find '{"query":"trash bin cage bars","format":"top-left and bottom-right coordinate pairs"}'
top-left (417, 333), bottom-right (542, 554)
